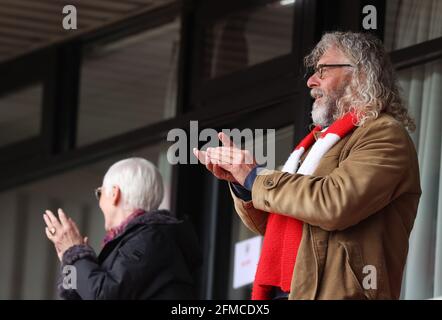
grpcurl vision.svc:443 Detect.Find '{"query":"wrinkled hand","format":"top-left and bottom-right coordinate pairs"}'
top-left (193, 132), bottom-right (257, 186)
top-left (43, 208), bottom-right (88, 261)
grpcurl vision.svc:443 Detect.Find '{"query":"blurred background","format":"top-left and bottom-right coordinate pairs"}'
top-left (0, 0), bottom-right (441, 299)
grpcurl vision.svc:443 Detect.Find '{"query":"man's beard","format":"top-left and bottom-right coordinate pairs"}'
top-left (310, 86), bottom-right (347, 127)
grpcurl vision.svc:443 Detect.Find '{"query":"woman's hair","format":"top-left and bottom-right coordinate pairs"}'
top-left (304, 31), bottom-right (416, 131)
top-left (102, 157), bottom-right (164, 212)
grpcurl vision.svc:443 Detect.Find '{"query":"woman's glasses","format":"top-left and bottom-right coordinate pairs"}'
top-left (94, 187), bottom-right (102, 201)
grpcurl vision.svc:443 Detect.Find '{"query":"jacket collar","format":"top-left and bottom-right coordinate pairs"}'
top-left (103, 209), bottom-right (180, 246)
top-left (98, 209), bottom-right (181, 262)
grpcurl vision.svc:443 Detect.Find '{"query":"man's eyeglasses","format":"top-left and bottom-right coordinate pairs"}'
top-left (306, 64), bottom-right (355, 80)
top-left (94, 187), bottom-right (102, 201)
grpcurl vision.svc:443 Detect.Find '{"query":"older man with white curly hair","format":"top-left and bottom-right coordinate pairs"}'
top-left (43, 157), bottom-right (201, 300)
top-left (194, 31), bottom-right (421, 300)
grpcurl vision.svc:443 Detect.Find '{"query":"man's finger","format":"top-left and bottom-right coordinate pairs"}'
top-left (193, 148), bottom-right (207, 165)
top-left (196, 148), bottom-right (232, 178)
top-left (212, 165), bottom-right (237, 183)
top-left (212, 164), bottom-right (227, 179)
top-left (218, 132), bottom-right (238, 148)
top-left (207, 147), bottom-right (237, 164)
top-left (218, 146), bottom-right (256, 166)
top-left (205, 160), bottom-right (211, 170)
top-left (208, 147), bottom-right (237, 162)
top-left (205, 149), bottom-right (211, 166)
top-left (205, 161), bottom-right (214, 173)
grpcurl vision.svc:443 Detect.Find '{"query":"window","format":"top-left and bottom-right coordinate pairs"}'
top-left (385, 0), bottom-right (442, 300)
top-left (396, 59), bottom-right (442, 299)
top-left (384, 0), bottom-right (442, 51)
top-left (203, 1), bottom-right (294, 79)
top-left (77, 19), bottom-right (180, 146)
top-left (0, 83), bottom-right (42, 147)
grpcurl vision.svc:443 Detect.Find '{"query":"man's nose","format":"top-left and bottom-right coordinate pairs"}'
top-left (307, 73), bottom-right (320, 88)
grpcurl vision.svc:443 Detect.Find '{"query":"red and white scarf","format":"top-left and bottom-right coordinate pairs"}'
top-left (252, 112), bottom-right (357, 300)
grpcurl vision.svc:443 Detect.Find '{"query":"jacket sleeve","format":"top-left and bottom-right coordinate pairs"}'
top-left (229, 183), bottom-right (269, 235)
top-left (62, 229), bottom-right (162, 300)
top-left (251, 120), bottom-right (416, 231)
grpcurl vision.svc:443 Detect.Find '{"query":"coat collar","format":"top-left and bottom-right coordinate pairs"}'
top-left (99, 209), bottom-right (181, 260)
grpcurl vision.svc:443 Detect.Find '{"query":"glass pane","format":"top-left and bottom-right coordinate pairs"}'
top-left (203, 0), bottom-right (294, 79)
top-left (0, 0), bottom-right (178, 64)
top-left (396, 59), bottom-right (442, 299)
top-left (384, 0), bottom-right (442, 51)
top-left (226, 124), bottom-right (294, 299)
top-left (77, 18), bottom-right (180, 146)
top-left (0, 142), bottom-right (172, 299)
top-left (0, 84), bottom-right (42, 147)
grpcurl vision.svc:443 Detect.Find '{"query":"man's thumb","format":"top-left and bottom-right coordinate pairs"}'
top-left (218, 132), bottom-right (236, 148)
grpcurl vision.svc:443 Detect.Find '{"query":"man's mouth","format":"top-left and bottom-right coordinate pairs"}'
top-left (313, 95), bottom-right (323, 103)
top-left (310, 90), bottom-right (324, 100)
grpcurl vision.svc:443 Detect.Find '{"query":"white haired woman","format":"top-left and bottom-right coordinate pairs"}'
top-left (43, 157), bottom-right (201, 299)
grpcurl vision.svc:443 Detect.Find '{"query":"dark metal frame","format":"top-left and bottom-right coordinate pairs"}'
top-left (188, 0), bottom-right (305, 110)
top-left (0, 48), bottom-right (55, 166)
top-left (391, 37), bottom-right (442, 70)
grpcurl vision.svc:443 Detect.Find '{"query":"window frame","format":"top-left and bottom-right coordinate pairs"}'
top-left (383, 1), bottom-right (442, 300)
top-left (390, 37), bottom-right (442, 70)
top-left (188, 0), bottom-right (310, 111)
top-left (0, 48), bottom-right (55, 166)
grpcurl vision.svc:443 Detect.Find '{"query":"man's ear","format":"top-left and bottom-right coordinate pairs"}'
top-left (112, 186), bottom-right (121, 206)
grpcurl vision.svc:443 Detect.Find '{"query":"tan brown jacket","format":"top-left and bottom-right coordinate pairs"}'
top-left (231, 113), bottom-right (421, 299)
